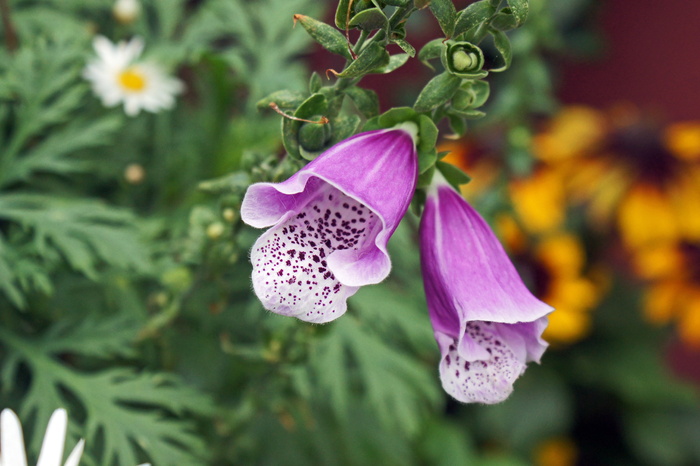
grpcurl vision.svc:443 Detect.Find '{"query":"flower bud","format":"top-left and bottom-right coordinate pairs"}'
top-left (222, 208), bottom-right (236, 222)
top-left (206, 222), bottom-right (226, 239)
top-left (113, 0), bottom-right (141, 24)
top-left (124, 163), bottom-right (145, 184)
top-left (442, 41), bottom-right (487, 79)
top-left (297, 117), bottom-right (332, 152)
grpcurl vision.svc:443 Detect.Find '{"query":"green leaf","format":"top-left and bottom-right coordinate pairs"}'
top-left (490, 9), bottom-right (519, 31)
top-left (0, 194), bottom-right (151, 279)
top-left (334, 42), bottom-right (390, 78)
top-left (414, 72), bottom-right (462, 112)
top-left (453, 0), bottom-right (497, 38)
top-left (436, 160), bottom-right (471, 188)
top-left (507, 0), bottom-right (529, 25)
top-left (489, 29), bottom-right (513, 72)
top-left (418, 38), bottom-right (444, 69)
top-left (294, 14), bottom-right (353, 60)
top-left (309, 71), bottom-right (322, 93)
top-left (344, 86), bottom-right (380, 119)
top-left (373, 53), bottom-right (410, 74)
top-left (0, 329), bottom-right (215, 465)
top-left (391, 38), bottom-right (416, 57)
top-left (335, 0), bottom-right (352, 29)
top-left (349, 7), bottom-right (388, 31)
top-left (429, 0), bottom-right (457, 37)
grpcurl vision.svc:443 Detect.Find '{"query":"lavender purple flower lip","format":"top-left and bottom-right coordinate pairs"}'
top-left (241, 126), bottom-right (418, 323)
top-left (419, 174), bottom-right (552, 404)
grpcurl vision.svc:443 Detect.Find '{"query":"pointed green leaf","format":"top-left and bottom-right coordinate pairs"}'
top-left (294, 14), bottom-right (352, 60)
top-left (429, 0), bottom-right (457, 37)
top-left (344, 86), bottom-right (380, 119)
top-left (349, 7), bottom-right (388, 31)
top-left (453, 0), bottom-right (497, 38)
top-left (489, 29), bottom-right (512, 71)
top-left (373, 53), bottom-right (410, 74)
top-left (392, 38), bottom-right (416, 57)
top-left (334, 42), bottom-right (390, 78)
top-left (414, 72), bottom-right (461, 112)
top-left (437, 160), bottom-right (471, 188)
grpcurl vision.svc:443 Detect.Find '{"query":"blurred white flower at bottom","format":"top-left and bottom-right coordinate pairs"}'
top-left (0, 409), bottom-right (84, 466)
top-left (0, 409), bottom-right (151, 466)
top-left (83, 36), bottom-right (183, 116)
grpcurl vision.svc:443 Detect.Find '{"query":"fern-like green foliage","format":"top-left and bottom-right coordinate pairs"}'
top-left (0, 318), bottom-right (214, 465)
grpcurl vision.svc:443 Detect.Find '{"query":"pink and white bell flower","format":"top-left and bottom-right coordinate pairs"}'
top-left (419, 173), bottom-right (552, 404)
top-left (242, 125), bottom-right (418, 323)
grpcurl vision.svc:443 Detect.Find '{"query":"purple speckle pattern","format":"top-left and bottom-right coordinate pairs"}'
top-left (251, 184), bottom-right (378, 323)
top-left (440, 321), bottom-right (525, 404)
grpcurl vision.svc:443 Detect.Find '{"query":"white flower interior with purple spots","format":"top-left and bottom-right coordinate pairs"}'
top-left (242, 127), bottom-right (419, 323)
top-left (252, 182), bottom-right (381, 322)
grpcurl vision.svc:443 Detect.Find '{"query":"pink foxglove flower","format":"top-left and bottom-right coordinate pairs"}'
top-left (419, 175), bottom-right (552, 404)
top-left (242, 126), bottom-right (418, 323)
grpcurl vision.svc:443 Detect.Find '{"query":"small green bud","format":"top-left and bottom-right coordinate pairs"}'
top-left (452, 50), bottom-right (478, 71)
top-left (442, 41), bottom-right (487, 79)
top-left (207, 222), bottom-right (225, 239)
top-left (298, 116), bottom-right (332, 152)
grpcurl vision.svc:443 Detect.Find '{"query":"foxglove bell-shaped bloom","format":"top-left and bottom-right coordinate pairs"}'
top-left (419, 175), bottom-right (552, 404)
top-left (242, 126), bottom-right (418, 323)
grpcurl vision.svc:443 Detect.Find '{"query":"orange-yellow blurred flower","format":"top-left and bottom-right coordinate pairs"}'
top-left (438, 139), bottom-right (501, 200)
top-left (535, 437), bottom-right (578, 466)
top-left (633, 240), bottom-right (700, 347)
top-left (533, 106), bottom-right (700, 250)
top-left (498, 219), bottom-right (604, 345)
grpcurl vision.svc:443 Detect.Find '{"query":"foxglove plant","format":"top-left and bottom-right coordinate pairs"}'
top-left (241, 125), bottom-right (418, 323)
top-left (419, 174), bottom-right (552, 403)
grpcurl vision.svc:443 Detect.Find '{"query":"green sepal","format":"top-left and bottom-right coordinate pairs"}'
top-left (447, 113), bottom-right (467, 138)
top-left (256, 90), bottom-right (307, 111)
top-left (373, 53), bottom-right (410, 74)
top-left (282, 118), bottom-right (302, 160)
top-left (294, 14), bottom-right (353, 60)
top-left (344, 86), bottom-right (380, 119)
top-left (416, 165), bottom-right (435, 190)
top-left (428, 0), bottom-right (457, 38)
top-left (436, 160), bottom-right (471, 188)
top-left (383, 0), bottom-right (410, 5)
top-left (349, 7), bottom-right (388, 31)
top-left (414, 72), bottom-right (461, 113)
top-left (282, 93), bottom-right (328, 160)
top-left (299, 114), bottom-right (362, 161)
top-left (392, 38), bottom-right (416, 57)
top-left (332, 114), bottom-right (362, 143)
top-left (489, 29), bottom-right (512, 72)
top-left (334, 42), bottom-right (390, 78)
top-left (418, 38), bottom-right (444, 70)
top-left (309, 72), bottom-right (322, 94)
top-left (442, 41), bottom-right (488, 79)
top-left (453, 0), bottom-right (497, 38)
top-left (467, 79), bottom-right (490, 108)
top-left (417, 115), bottom-right (439, 173)
top-left (362, 107), bottom-right (439, 174)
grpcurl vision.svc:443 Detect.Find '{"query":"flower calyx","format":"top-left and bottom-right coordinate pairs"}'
top-left (442, 41), bottom-right (487, 79)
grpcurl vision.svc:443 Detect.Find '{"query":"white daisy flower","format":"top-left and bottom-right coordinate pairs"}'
top-left (83, 36), bottom-right (183, 117)
top-left (0, 408), bottom-right (84, 466)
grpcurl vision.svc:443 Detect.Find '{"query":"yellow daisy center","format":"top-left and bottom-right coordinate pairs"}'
top-left (118, 68), bottom-right (147, 91)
